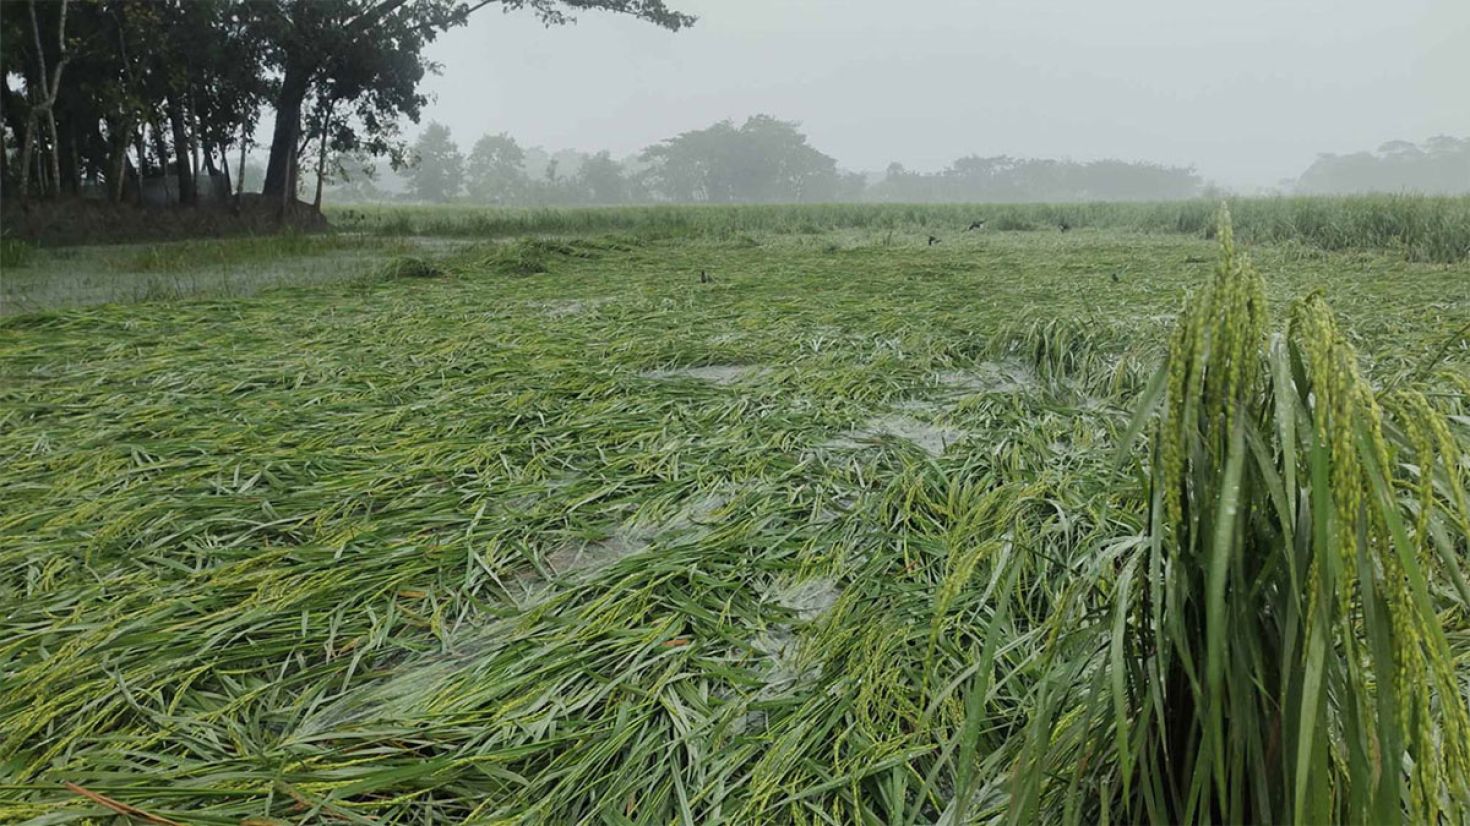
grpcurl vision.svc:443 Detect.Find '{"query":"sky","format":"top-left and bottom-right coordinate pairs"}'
top-left (416, 0), bottom-right (1470, 191)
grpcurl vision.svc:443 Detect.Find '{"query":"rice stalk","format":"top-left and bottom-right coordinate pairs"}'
top-left (1013, 206), bottom-right (1470, 824)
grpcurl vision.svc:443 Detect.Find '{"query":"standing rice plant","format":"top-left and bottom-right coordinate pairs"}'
top-left (1014, 207), bottom-right (1470, 824)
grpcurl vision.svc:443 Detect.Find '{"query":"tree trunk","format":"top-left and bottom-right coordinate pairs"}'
top-left (133, 125), bottom-right (148, 175)
top-left (0, 84), bottom-right (16, 199)
top-left (236, 125), bottom-right (248, 205)
top-left (312, 106), bottom-right (333, 210)
top-left (43, 107), bottom-right (60, 198)
top-left (59, 114), bottom-right (79, 196)
top-left (313, 139), bottom-right (327, 210)
top-left (189, 96), bottom-right (202, 185)
top-left (151, 119), bottom-right (172, 203)
top-left (262, 59), bottom-right (312, 199)
top-left (106, 118), bottom-right (130, 203)
top-left (216, 142), bottom-right (231, 203)
top-left (27, 0), bottom-right (69, 200)
top-left (168, 97), bottom-right (196, 206)
top-left (123, 153), bottom-right (140, 203)
top-left (18, 116), bottom-right (36, 204)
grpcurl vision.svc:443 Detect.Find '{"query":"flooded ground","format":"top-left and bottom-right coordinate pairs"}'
top-left (0, 235), bottom-right (477, 314)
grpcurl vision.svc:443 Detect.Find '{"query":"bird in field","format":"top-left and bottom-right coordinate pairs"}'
top-left (700, 270), bottom-right (712, 283)
top-left (1059, 221), bottom-right (1071, 232)
top-left (1110, 271), bottom-right (1121, 283)
top-left (928, 235), bottom-right (941, 246)
top-left (966, 220), bottom-right (987, 231)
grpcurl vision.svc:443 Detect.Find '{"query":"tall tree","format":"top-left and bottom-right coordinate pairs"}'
top-left (405, 121), bottom-right (463, 202)
top-left (465, 131), bottom-right (527, 202)
top-left (641, 115), bottom-right (843, 203)
top-left (258, 0), bottom-right (694, 202)
top-left (574, 150), bottom-right (626, 203)
top-left (1295, 137), bottom-right (1470, 195)
top-left (16, 0), bottom-right (72, 203)
top-left (869, 154), bottom-right (1202, 203)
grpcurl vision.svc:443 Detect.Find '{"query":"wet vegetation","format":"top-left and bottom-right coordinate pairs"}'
top-left (2, 202), bottom-right (1467, 822)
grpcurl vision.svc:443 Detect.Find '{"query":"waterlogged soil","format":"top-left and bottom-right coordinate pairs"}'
top-left (533, 297), bottom-right (613, 317)
top-left (825, 413), bottom-right (967, 456)
top-left (640, 364), bottom-right (772, 384)
top-left (936, 359), bottom-right (1040, 394)
top-left (526, 492), bottom-right (731, 589)
top-left (0, 234), bottom-right (472, 314)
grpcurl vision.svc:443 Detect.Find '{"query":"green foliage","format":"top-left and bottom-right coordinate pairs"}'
top-left (465, 132), bottom-right (530, 203)
top-left (0, 239), bottom-right (34, 269)
top-left (576, 150), bottom-right (631, 204)
top-left (873, 155), bottom-right (1203, 203)
top-left (1297, 137), bottom-right (1470, 195)
top-left (0, 0), bottom-right (695, 203)
top-left (379, 255), bottom-right (445, 279)
top-left (1012, 209), bottom-right (1470, 824)
top-left (406, 122), bottom-right (466, 203)
top-left (1, 207), bottom-right (1466, 823)
top-left (327, 194), bottom-right (1470, 262)
top-left (640, 115), bottom-right (848, 202)
top-left (111, 233), bottom-right (354, 273)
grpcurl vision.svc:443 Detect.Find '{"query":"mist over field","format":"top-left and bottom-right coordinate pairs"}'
top-left (412, 0), bottom-right (1470, 193)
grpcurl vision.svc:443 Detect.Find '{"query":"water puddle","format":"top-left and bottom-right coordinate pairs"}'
top-left (935, 359), bottom-right (1039, 394)
top-left (825, 413), bottom-right (965, 456)
top-left (640, 365), bottom-right (770, 385)
top-left (302, 491), bottom-right (735, 733)
top-left (514, 492), bottom-right (730, 595)
top-left (533, 297), bottom-right (609, 318)
top-left (733, 575), bottom-right (844, 732)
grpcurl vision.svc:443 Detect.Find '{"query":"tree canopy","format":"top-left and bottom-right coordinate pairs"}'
top-left (465, 131), bottom-right (528, 203)
top-left (869, 155), bottom-right (1203, 203)
top-left (405, 121), bottom-right (463, 202)
top-left (640, 115), bottom-right (851, 203)
top-left (0, 0), bottom-right (694, 207)
top-left (1295, 137), bottom-right (1470, 195)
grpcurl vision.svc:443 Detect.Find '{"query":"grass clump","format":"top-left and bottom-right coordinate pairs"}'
top-left (0, 238), bottom-right (33, 269)
top-left (477, 237), bottom-right (622, 276)
top-left (379, 255), bottom-right (445, 279)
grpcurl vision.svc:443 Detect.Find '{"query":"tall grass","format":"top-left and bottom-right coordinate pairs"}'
top-left (110, 232), bottom-right (369, 273)
top-left (0, 238), bottom-right (34, 269)
top-left (330, 194), bottom-right (1470, 262)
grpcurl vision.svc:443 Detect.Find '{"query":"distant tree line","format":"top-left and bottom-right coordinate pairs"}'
top-left (362, 123), bottom-right (1470, 205)
top-left (356, 116), bottom-right (865, 205)
top-left (1295, 137), bottom-right (1470, 196)
top-left (0, 0), bottom-right (692, 209)
top-left (870, 156), bottom-right (1203, 203)
top-left (341, 117), bottom-right (1211, 205)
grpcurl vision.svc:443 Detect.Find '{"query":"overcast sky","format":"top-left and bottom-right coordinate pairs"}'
top-left (416, 0), bottom-right (1470, 191)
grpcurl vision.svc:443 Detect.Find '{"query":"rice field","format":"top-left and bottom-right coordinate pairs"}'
top-left (2, 203), bottom-right (1469, 823)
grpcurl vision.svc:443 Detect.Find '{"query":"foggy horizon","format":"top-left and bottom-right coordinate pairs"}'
top-left (415, 0), bottom-right (1470, 191)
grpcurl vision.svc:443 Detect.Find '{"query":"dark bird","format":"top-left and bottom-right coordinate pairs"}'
top-left (966, 220), bottom-right (987, 231)
top-left (699, 270), bottom-right (712, 284)
top-left (928, 235), bottom-right (941, 246)
top-left (1059, 221), bottom-right (1071, 232)
top-left (1110, 271), bottom-right (1121, 283)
